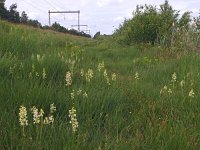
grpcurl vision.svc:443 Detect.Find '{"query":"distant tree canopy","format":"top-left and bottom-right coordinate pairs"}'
top-left (51, 22), bottom-right (91, 38)
top-left (93, 31), bottom-right (101, 39)
top-left (0, 0), bottom-right (91, 38)
top-left (114, 0), bottom-right (200, 46)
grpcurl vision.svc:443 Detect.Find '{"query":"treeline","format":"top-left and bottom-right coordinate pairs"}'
top-left (44, 22), bottom-right (91, 38)
top-left (0, 1), bottom-right (91, 38)
top-left (114, 0), bottom-right (200, 49)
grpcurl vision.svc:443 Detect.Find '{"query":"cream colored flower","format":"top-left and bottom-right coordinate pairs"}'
top-left (35, 72), bottom-right (39, 77)
top-left (83, 92), bottom-right (88, 98)
top-left (50, 103), bottom-right (56, 114)
top-left (48, 115), bottom-right (54, 124)
top-left (69, 107), bottom-right (79, 133)
top-left (112, 73), bottom-right (117, 81)
top-left (77, 89), bottom-right (82, 96)
top-left (180, 80), bottom-right (185, 88)
top-left (36, 54), bottom-right (41, 62)
top-left (19, 106), bottom-right (28, 126)
top-left (97, 61), bottom-right (105, 72)
top-left (85, 69), bottom-right (93, 82)
top-left (71, 90), bottom-right (75, 100)
top-left (31, 106), bottom-right (40, 124)
top-left (135, 72), bottom-right (139, 80)
top-left (104, 69), bottom-right (111, 85)
top-left (168, 88), bottom-right (173, 94)
top-left (104, 69), bottom-right (108, 78)
top-left (160, 85), bottom-right (168, 95)
top-left (43, 116), bottom-right (54, 125)
top-left (43, 117), bottom-right (49, 125)
top-left (171, 72), bottom-right (177, 82)
top-left (65, 71), bottom-right (72, 86)
top-left (80, 69), bottom-right (84, 77)
top-left (189, 89), bottom-right (195, 98)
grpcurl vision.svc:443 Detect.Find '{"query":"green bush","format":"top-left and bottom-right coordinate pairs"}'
top-left (114, 0), bottom-right (199, 48)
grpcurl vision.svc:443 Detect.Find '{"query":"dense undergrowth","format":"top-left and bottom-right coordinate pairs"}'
top-left (1, 20), bottom-right (200, 150)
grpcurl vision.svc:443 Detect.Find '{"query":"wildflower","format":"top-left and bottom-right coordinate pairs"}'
top-left (77, 89), bottom-right (82, 96)
top-left (85, 69), bottom-right (93, 82)
top-left (168, 88), bottom-right (173, 94)
top-left (43, 117), bottom-right (49, 125)
top-left (163, 85), bottom-right (168, 90)
top-left (42, 68), bottom-right (47, 80)
top-left (19, 106), bottom-right (28, 126)
top-left (97, 61), bottom-right (105, 72)
top-left (50, 103), bottom-right (56, 114)
top-left (104, 69), bottom-right (108, 78)
top-left (39, 109), bottom-right (44, 117)
top-left (112, 73), bottom-right (117, 81)
top-left (104, 69), bottom-right (111, 85)
top-left (65, 71), bottom-right (72, 86)
top-left (69, 106), bottom-right (79, 133)
top-left (135, 72), bottom-right (139, 80)
top-left (80, 69), bottom-right (84, 77)
top-left (35, 72), bottom-right (39, 77)
top-left (180, 80), bottom-right (185, 88)
top-left (160, 85), bottom-right (168, 95)
top-left (171, 72), bottom-right (177, 83)
top-left (48, 115), bottom-right (54, 124)
top-left (83, 92), bottom-right (88, 98)
top-left (71, 90), bottom-right (75, 100)
top-left (189, 89), bottom-right (195, 98)
top-left (31, 106), bottom-right (40, 124)
top-left (36, 54), bottom-right (41, 62)
top-left (106, 77), bottom-right (111, 85)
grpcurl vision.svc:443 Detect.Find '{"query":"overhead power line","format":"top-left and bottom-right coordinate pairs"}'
top-left (48, 10), bottom-right (80, 31)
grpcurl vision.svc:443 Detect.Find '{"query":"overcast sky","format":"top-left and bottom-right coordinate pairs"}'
top-left (5, 0), bottom-right (200, 35)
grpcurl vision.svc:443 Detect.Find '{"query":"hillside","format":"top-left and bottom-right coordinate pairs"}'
top-left (1, 20), bottom-right (200, 149)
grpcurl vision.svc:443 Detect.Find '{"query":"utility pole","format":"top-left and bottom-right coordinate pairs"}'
top-left (48, 10), bottom-right (80, 31)
top-left (78, 11), bottom-right (80, 31)
top-left (48, 10), bottom-right (51, 26)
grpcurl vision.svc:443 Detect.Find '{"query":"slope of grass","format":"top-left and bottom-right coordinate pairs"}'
top-left (1, 20), bottom-right (200, 149)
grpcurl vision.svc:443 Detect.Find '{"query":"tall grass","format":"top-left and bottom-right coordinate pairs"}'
top-left (1, 20), bottom-right (200, 149)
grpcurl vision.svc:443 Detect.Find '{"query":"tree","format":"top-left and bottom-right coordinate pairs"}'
top-left (0, 0), bottom-right (8, 19)
top-left (178, 11), bottom-right (191, 30)
top-left (8, 4), bottom-right (20, 22)
top-left (93, 31), bottom-right (100, 39)
top-left (27, 19), bottom-right (42, 28)
top-left (158, 0), bottom-right (179, 46)
top-left (52, 22), bottom-right (68, 33)
top-left (20, 11), bottom-right (28, 23)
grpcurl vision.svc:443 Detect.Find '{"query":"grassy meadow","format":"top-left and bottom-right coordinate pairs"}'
top-left (1, 20), bottom-right (200, 149)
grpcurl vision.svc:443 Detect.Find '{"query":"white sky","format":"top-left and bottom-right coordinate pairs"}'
top-left (5, 0), bottom-right (200, 36)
